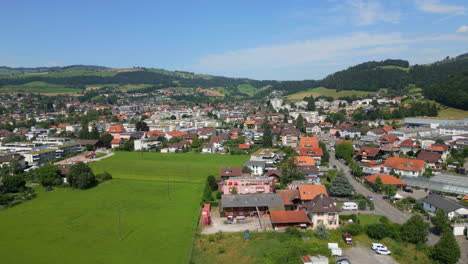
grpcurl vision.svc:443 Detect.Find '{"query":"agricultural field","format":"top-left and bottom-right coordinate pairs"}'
top-left (237, 84), bottom-right (257, 96)
top-left (437, 106), bottom-right (468, 119)
top-left (377, 65), bottom-right (411, 72)
top-left (287, 87), bottom-right (374, 100)
top-left (0, 152), bottom-right (248, 264)
top-left (0, 81), bottom-right (82, 94)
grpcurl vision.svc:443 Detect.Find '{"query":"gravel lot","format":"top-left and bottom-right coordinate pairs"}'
top-left (343, 246), bottom-right (398, 264)
top-left (202, 210), bottom-right (272, 234)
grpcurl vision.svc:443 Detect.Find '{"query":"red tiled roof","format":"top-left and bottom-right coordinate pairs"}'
top-left (400, 138), bottom-right (420, 148)
top-left (297, 147), bottom-right (323, 157)
top-left (427, 144), bottom-right (449, 152)
top-left (357, 147), bottom-right (381, 157)
top-left (270, 210), bottom-right (311, 224)
top-left (298, 185), bottom-right (328, 200)
top-left (110, 138), bottom-right (122, 144)
top-left (364, 174), bottom-right (406, 185)
top-left (238, 144), bottom-right (250, 150)
top-left (295, 156), bottom-right (315, 166)
top-left (382, 125), bottom-right (394, 132)
top-left (166, 130), bottom-right (187, 137)
top-left (108, 125), bottom-right (126, 133)
top-left (383, 157), bottom-right (426, 171)
top-left (379, 134), bottom-right (399, 143)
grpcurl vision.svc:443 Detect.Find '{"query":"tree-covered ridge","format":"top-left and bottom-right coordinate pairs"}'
top-left (425, 70), bottom-right (468, 110)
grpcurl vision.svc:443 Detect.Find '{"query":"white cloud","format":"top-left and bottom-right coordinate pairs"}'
top-left (346, 0), bottom-right (401, 26)
top-left (415, 0), bottom-right (466, 15)
top-left (196, 32), bottom-right (410, 72)
top-left (456, 25), bottom-right (468, 34)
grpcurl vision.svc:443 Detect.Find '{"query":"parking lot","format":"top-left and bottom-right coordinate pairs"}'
top-left (201, 210), bottom-right (272, 234)
top-left (343, 246), bottom-right (398, 264)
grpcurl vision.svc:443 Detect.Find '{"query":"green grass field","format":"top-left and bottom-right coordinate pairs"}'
top-left (287, 87), bottom-right (374, 100)
top-left (0, 152), bottom-right (249, 264)
top-left (377, 65), bottom-right (410, 72)
top-left (0, 81), bottom-right (82, 94)
top-left (237, 84), bottom-right (257, 96)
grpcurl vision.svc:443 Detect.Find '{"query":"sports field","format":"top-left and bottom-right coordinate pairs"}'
top-left (0, 152), bottom-right (248, 264)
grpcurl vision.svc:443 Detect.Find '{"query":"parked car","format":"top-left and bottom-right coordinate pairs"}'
top-left (403, 188), bottom-right (414, 193)
top-left (375, 248), bottom-right (391, 255)
top-left (342, 202), bottom-right (358, 210)
top-left (382, 195), bottom-right (389, 200)
top-left (336, 258), bottom-right (351, 264)
top-left (371, 243), bottom-right (388, 251)
top-left (342, 232), bottom-right (352, 245)
top-left (367, 195), bottom-right (373, 201)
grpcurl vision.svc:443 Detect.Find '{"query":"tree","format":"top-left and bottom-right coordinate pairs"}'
top-left (383, 184), bottom-right (396, 197)
top-left (295, 114), bottom-right (305, 133)
top-left (374, 176), bottom-right (384, 192)
top-left (314, 223), bottom-right (330, 240)
top-left (335, 131), bottom-right (341, 137)
top-left (401, 215), bottom-right (429, 244)
top-left (344, 223), bottom-right (364, 236)
top-left (358, 200), bottom-right (367, 210)
top-left (191, 135), bottom-right (201, 149)
top-left (96, 171), bottom-right (113, 181)
top-left (319, 141), bottom-right (330, 162)
top-left (329, 171), bottom-right (354, 197)
top-left (431, 229), bottom-right (461, 264)
top-left (366, 223), bottom-right (389, 239)
top-left (207, 175), bottom-right (218, 191)
top-left (2, 133), bottom-right (21, 144)
top-left (242, 166), bottom-right (252, 174)
top-left (67, 162), bottom-right (97, 189)
top-left (335, 142), bottom-right (354, 161)
top-left (8, 159), bottom-right (24, 175)
top-left (262, 122), bottom-right (273, 147)
top-left (100, 133), bottom-right (113, 147)
top-left (136, 121), bottom-right (149, 132)
top-left (305, 96), bottom-right (315, 111)
top-left (423, 168), bottom-right (433, 178)
top-left (1, 175), bottom-right (25, 193)
top-left (435, 138), bottom-right (445, 145)
top-left (78, 121), bottom-right (90, 139)
top-left (280, 157), bottom-right (305, 185)
top-left (35, 163), bottom-right (62, 186)
top-left (90, 125), bottom-right (100, 139)
top-left (431, 209), bottom-right (451, 235)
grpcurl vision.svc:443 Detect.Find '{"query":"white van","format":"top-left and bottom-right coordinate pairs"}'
top-left (342, 202), bottom-right (358, 210)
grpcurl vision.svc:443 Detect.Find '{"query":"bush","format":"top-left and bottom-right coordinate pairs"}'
top-left (366, 223), bottom-right (389, 239)
top-left (285, 227), bottom-right (302, 239)
top-left (314, 224), bottom-right (330, 240)
top-left (344, 223), bottom-right (364, 236)
top-left (96, 172), bottom-right (113, 181)
top-left (379, 216), bottom-right (389, 224)
top-left (339, 214), bottom-right (359, 223)
top-left (358, 200), bottom-right (367, 210)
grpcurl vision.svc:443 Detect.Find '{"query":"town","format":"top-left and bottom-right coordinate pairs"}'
top-left (0, 86), bottom-right (467, 264)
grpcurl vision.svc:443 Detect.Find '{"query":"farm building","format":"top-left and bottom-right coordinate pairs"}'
top-left (220, 193), bottom-right (283, 218)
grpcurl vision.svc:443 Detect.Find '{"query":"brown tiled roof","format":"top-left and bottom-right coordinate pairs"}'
top-left (379, 134), bottom-right (399, 143)
top-left (219, 167), bottom-right (242, 177)
top-left (276, 190), bottom-right (300, 205)
top-left (270, 210), bottom-right (311, 224)
top-left (357, 147), bottom-right (381, 157)
top-left (298, 185), bottom-right (328, 200)
top-left (417, 151), bottom-right (441, 163)
top-left (305, 194), bottom-right (341, 213)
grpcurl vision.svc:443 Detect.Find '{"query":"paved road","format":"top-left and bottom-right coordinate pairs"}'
top-left (329, 153), bottom-right (412, 224)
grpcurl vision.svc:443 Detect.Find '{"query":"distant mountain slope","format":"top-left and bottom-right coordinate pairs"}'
top-left (425, 70), bottom-right (468, 110)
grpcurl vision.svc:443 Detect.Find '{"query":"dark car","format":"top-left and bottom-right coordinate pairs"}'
top-left (337, 258), bottom-right (351, 264)
top-left (404, 188), bottom-right (414, 193)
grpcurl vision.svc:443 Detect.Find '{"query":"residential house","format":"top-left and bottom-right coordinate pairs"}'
top-left (375, 157), bottom-right (426, 177)
top-left (264, 169), bottom-right (281, 184)
top-left (277, 190), bottom-right (302, 210)
top-left (299, 166), bottom-right (321, 183)
top-left (421, 193), bottom-right (468, 220)
top-left (244, 160), bottom-right (266, 176)
top-left (399, 139), bottom-right (420, 154)
top-left (219, 167), bottom-right (243, 179)
top-left (356, 147), bottom-right (383, 163)
top-left (304, 194), bottom-right (341, 229)
top-left (426, 144), bottom-right (449, 161)
top-left (366, 128), bottom-right (386, 137)
top-left (295, 156), bottom-right (316, 166)
top-left (110, 138), bottom-right (123, 149)
top-left (281, 128), bottom-right (300, 148)
top-left (379, 134), bottom-right (400, 152)
top-left (364, 174), bottom-right (407, 189)
top-left (270, 210), bottom-right (312, 230)
top-left (298, 185), bottom-right (328, 204)
top-left (220, 193), bottom-right (284, 218)
top-left (417, 151), bottom-right (442, 170)
top-left (306, 123), bottom-right (322, 135)
top-left (296, 137), bottom-right (323, 164)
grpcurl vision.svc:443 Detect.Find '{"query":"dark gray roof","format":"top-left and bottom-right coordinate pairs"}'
top-left (244, 160), bottom-right (266, 167)
top-left (421, 193), bottom-right (464, 212)
top-left (221, 193), bottom-right (283, 208)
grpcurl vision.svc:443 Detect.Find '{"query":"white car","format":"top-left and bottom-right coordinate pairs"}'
top-left (375, 248), bottom-right (391, 255)
top-left (371, 243), bottom-right (388, 251)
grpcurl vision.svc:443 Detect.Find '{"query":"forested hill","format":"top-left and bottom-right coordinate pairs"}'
top-left (0, 66), bottom-right (276, 90)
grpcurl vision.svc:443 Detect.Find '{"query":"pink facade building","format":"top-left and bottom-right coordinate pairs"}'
top-left (222, 177), bottom-right (274, 194)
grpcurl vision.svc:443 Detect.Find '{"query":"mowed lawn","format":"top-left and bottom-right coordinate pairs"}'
top-left (0, 152), bottom-right (248, 264)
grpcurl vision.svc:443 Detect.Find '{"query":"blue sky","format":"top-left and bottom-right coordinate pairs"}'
top-left (2, 0), bottom-right (468, 80)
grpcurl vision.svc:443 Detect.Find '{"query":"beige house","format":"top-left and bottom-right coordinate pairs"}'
top-left (304, 194), bottom-right (341, 229)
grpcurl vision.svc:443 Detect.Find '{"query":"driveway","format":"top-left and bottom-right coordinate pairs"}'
top-left (201, 209), bottom-right (272, 234)
top-left (343, 246), bottom-right (398, 264)
top-left (456, 236), bottom-right (468, 264)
